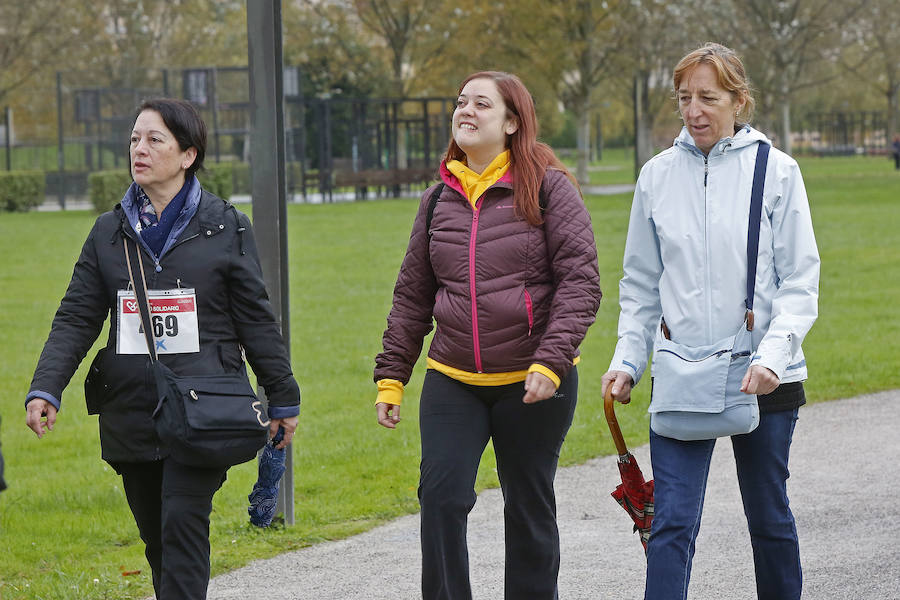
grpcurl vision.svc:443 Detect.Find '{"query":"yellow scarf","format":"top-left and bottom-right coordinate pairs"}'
top-left (446, 150), bottom-right (510, 209)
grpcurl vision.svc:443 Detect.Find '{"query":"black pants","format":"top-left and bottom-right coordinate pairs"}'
top-left (418, 368), bottom-right (578, 600)
top-left (114, 458), bottom-right (228, 599)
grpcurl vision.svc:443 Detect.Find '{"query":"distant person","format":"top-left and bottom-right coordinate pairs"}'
top-left (373, 71), bottom-right (602, 599)
top-left (602, 43), bottom-right (820, 600)
top-left (892, 134), bottom-right (900, 170)
top-left (25, 98), bottom-right (300, 599)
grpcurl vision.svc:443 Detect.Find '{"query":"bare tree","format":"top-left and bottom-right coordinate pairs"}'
top-left (699, 0), bottom-right (869, 155)
top-left (842, 0), bottom-right (900, 143)
top-left (305, 0), bottom-right (461, 96)
top-left (552, 0), bottom-right (623, 185)
top-left (490, 0), bottom-right (624, 184)
top-left (614, 0), bottom-right (696, 170)
top-left (284, 0), bottom-right (390, 96)
top-left (0, 2), bottom-right (101, 104)
top-left (91, 0), bottom-right (246, 87)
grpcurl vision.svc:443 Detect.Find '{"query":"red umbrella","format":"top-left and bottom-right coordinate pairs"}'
top-left (605, 389), bottom-right (654, 553)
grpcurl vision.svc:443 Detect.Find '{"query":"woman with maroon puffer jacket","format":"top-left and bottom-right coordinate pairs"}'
top-left (374, 71), bottom-right (602, 600)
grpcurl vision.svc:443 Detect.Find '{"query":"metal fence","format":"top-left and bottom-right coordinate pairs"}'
top-left (793, 111), bottom-right (891, 156)
top-left (1, 66), bottom-right (453, 207)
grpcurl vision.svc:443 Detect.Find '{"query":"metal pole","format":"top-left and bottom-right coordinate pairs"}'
top-left (56, 72), bottom-right (66, 209)
top-left (210, 67), bottom-right (221, 163)
top-left (246, 0), bottom-right (294, 526)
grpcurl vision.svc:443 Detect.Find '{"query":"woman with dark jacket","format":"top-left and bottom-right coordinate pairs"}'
top-left (374, 71), bottom-right (602, 599)
top-left (25, 98), bottom-right (300, 599)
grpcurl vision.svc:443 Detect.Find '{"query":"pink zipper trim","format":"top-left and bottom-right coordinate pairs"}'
top-left (524, 289), bottom-right (534, 336)
top-left (469, 199), bottom-right (483, 372)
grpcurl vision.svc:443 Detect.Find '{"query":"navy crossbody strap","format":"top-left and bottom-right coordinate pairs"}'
top-left (745, 142), bottom-right (770, 328)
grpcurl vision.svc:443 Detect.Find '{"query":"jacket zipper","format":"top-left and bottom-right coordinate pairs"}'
top-left (703, 155), bottom-right (713, 340)
top-left (469, 198), bottom-right (483, 372)
top-left (524, 289), bottom-right (534, 336)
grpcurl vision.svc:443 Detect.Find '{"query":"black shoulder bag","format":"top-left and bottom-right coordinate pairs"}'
top-left (123, 237), bottom-right (269, 468)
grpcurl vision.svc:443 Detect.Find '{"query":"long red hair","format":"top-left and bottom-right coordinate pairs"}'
top-left (444, 71), bottom-right (578, 226)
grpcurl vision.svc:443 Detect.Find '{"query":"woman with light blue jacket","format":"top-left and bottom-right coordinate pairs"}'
top-left (602, 43), bottom-right (819, 600)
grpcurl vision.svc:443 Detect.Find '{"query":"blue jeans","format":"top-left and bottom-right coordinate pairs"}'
top-left (645, 408), bottom-right (801, 600)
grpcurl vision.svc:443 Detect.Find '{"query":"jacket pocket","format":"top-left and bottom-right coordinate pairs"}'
top-left (84, 348), bottom-right (108, 415)
top-left (523, 289), bottom-right (534, 336)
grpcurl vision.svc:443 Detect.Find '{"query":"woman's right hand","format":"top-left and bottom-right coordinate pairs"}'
top-left (376, 402), bottom-right (401, 429)
top-left (601, 370), bottom-right (634, 404)
top-left (25, 399), bottom-right (57, 438)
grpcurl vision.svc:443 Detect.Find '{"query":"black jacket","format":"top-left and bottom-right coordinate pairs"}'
top-left (29, 190), bottom-right (300, 463)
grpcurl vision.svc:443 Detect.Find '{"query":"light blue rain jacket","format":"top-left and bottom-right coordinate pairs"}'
top-left (609, 125), bottom-right (820, 386)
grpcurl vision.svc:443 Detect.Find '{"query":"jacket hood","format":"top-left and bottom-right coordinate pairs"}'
top-left (673, 124), bottom-right (771, 157)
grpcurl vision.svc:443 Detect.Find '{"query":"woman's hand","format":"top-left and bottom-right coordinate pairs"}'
top-left (741, 365), bottom-right (780, 396)
top-left (601, 370), bottom-right (634, 404)
top-left (25, 399), bottom-right (57, 438)
top-left (269, 416), bottom-right (298, 450)
top-left (376, 402), bottom-right (401, 429)
top-left (523, 372), bottom-right (557, 404)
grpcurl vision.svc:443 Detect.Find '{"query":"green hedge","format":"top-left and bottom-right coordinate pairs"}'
top-left (198, 162), bottom-right (233, 201)
top-left (231, 161), bottom-right (250, 195)
top-left (87, 170), bottom-right (133, 213)
top-left (88, 163), bottom-right (235, 214)
top-left (0, 171), bottom-right (46, 212)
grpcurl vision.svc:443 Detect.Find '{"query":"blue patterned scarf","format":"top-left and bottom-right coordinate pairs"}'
top-left (135, 179), bottom-right (191, 257)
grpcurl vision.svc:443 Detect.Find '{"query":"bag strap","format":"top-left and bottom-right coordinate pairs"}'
top-left (425, 183), bottom-right (444, 237)
top-left (123, 237), bottom-right (158, 362)
top-left (745, 141), bottom-right (771, 331)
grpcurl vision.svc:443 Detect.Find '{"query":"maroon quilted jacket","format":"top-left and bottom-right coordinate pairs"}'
top-left (374, 165), bottom-right (602, 384)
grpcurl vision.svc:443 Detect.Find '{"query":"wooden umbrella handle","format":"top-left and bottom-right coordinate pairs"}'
top-left (604, 387), bottom-right (629, 457)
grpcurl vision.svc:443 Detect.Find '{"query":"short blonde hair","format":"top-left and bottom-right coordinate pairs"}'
top-left (673, 43), bottom-right (756, 124)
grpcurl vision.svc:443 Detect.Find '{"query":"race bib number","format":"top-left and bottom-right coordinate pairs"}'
top-left (117, 289), bottom-right (200, 355)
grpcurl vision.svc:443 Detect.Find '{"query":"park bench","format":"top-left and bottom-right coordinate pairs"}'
top-left (333, 167), bottom-right (436, 199)
top-left (298, 166), bottom-right (437, 200)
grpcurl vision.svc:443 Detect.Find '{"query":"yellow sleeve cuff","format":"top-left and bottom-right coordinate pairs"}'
top-left (528, 364), bottom-right (560, 388)
top-left (376, 379), bottom-right (404, 406)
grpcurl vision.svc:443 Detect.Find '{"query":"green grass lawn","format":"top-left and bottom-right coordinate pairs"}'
top-left (561, 146), bottom-right (636, 186)
top-left (1, 154), bottom-right (898, 599)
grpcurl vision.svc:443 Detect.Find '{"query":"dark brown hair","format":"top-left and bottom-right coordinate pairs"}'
top-left (133, 98), bottom-right (207, 178)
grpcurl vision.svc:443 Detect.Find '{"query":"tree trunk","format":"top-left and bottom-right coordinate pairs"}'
top-left (633, 71), bottom-right (653, 175)
top-left (780, 99), bottom-right (792, 156)
top-left (575, 99), bottom-right (591, 186)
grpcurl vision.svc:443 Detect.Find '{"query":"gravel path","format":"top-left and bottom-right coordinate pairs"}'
top-left (203, 390), bottom-right (899, 599)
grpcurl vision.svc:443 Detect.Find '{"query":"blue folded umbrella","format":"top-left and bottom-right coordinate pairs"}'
top-left (248, 427), bottom-right (286, 527)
